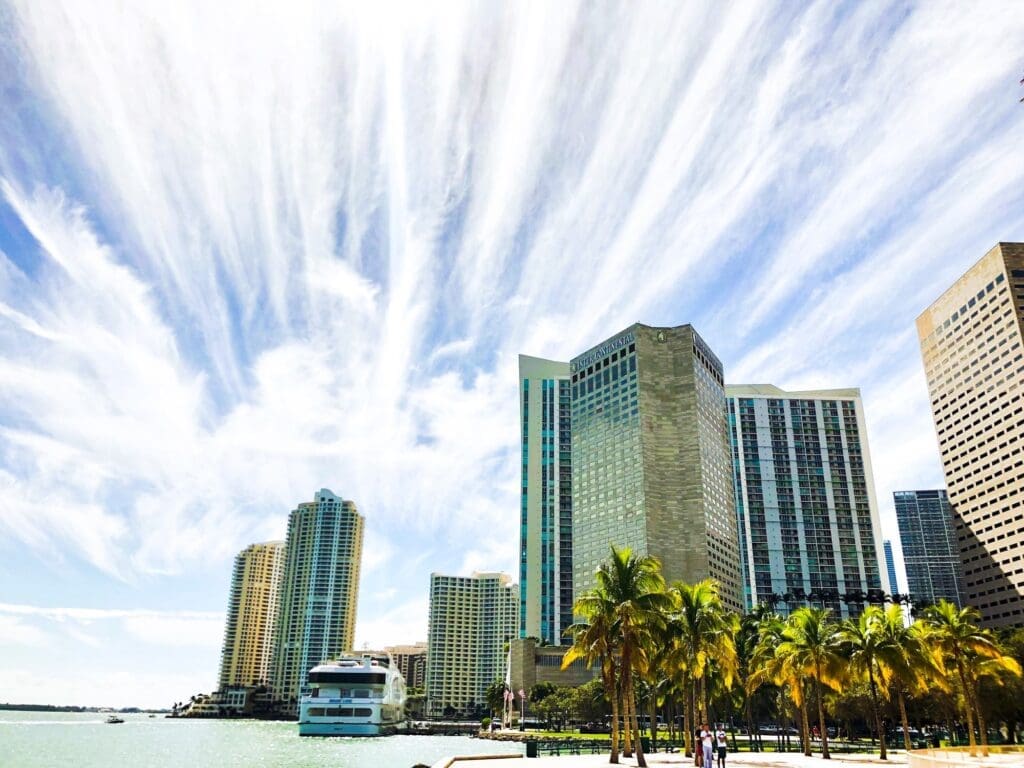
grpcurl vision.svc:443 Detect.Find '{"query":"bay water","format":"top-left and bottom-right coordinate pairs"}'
top-left (0, 711), bottom-right (524, 767)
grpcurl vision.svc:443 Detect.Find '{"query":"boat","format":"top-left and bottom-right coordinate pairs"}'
top-left (298, 651), bottom-right (406, 736)
top-left (105, 715), bottom-right (125, 724)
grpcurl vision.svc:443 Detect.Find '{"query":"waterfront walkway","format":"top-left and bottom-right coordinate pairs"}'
top-left (433, 749), bottom-right (913, 768)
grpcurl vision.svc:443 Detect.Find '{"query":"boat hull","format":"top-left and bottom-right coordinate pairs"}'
top-left (298, 721), bottom-right (397, 737)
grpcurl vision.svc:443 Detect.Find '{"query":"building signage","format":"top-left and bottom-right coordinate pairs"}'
top-left (571, 331), bottom-right (635, 373)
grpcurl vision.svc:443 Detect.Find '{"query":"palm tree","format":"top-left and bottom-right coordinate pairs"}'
top-left (665, 579), bottom-right (738, 762)
top-left (875, 607), bottom-right (944, 752)
top-left (924, 601), bottom-right (1012, 757)
top-left (840, 606), bottom-right (897, 759)
top-left (595, 546), bottom-right (673, 768)
top-left (564, 588), bottom-right (622, 763)
top-left (753, 611), bottom-right (810, 755)
top-left (778, 607), bottom-right (844, 759)
top-left (965, 646), bottom-right (1022, 755)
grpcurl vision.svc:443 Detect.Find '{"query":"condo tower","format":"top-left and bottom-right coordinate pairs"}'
top-left (218, 541), bottom-right (285, 690)
top-left (271, 489), bottom-right (364, 712)
top-left (518, 355), bottom-right (573, 645)
top-left (727, 385), bottom-right (886, 617)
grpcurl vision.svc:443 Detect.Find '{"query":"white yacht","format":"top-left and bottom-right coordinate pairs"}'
top-left (298, 652), bottom-right (406, 736)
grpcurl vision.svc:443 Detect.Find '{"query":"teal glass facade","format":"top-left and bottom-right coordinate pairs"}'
top-left (518, 357), bottom-right (572, 645)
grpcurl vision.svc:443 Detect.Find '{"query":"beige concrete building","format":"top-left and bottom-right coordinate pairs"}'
top-left (917, 242), bottom-right (1024, 627)
top-left (271, 489), bottom-right (364, 712)
top-left (508, 637), bottom-right (595, 697)
top-left (569, 324), bottom-right (742, 612)
top-left (218, 541), bottom-right (285, 689)
top-left (426, 572), bottom-right (518, 719)
top-left (386, 642), bottom-right (428, 690)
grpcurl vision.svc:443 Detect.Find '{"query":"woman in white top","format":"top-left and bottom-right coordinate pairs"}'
top-left (715, 726), bottom-right (728, 768)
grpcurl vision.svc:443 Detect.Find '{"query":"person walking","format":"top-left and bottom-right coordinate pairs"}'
top-left (716, 724), bottom-right (728, 768)
top-left (701, 723), bottom-right (715, 768)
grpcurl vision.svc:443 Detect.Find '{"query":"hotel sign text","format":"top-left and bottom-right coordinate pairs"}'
top-left (571, 331), bottom-right (635, 373)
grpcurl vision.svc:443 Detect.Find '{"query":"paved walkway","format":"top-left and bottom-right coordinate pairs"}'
top-left (433, 749), bottom-right (912, 768)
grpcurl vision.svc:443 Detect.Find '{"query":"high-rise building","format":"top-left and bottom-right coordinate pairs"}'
top-left (425, 572), bottom-right (518, 719)
top-left (271, 488), bottom-right (364, 712)
top-left (217, 541), bottom-right (285, 690)
top-left (917, 242), bottom-right (1024, 627)
top-left (518, 355), bottom-right (573, 645)
top-left (727, 385), bottom-right (886, 617)
top-left (570, 324), bottom-right (742, 612)
top-left (385, 642), bottom-right (428, 690)
top-left (894, 490), bottom-right (967, 609)
top-left (883, 540), bottom-right (899, 596)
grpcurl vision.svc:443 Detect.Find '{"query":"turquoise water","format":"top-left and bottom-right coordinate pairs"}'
top-left (0, 711), bottom-right (524, 767)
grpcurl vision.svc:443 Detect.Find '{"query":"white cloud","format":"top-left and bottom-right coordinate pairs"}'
top-left (0, 0), bottom-right (1022, 708)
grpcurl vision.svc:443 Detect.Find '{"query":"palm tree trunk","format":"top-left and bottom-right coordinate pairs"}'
top-left (955, 660), bottom-right (977, 757)
top-left (691, 681), bottom-right (699, 764)
top-left (606, 663), bottom-right (620, 764)
top-left (621, 655), bottom-right (633, 758)
top-left (800, 697), bottom-right (811, 757)
top-left (650, 692), bottom-right (658, 753)
top-left (683, 680), bottom-right (693, 759)
top-left (630, 674), bottom-right (647, 768)
top-left (971, 680), bottom-right (989, 757)
top-left (898, 689), bottom-right (912, 752)
top-left (745, 698), bottom-right (756, 752)
top-left (815, 672), bottom-right (830, 759)
top-left (868, 665), bottom-right (887, 760)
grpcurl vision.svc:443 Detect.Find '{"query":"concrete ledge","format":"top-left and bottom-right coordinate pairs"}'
top-left (432, 754), bottom-right (523, 768)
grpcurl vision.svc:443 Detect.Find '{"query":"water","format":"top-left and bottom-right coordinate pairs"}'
top-left (0, 711), bottom-right (524, 767)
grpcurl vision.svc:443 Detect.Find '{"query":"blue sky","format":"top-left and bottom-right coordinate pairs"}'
top-left (1, 1), bottom-right (1023, 708)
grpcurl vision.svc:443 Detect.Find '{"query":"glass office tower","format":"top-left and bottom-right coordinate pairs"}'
top-left (894, 489), bottom-right (966, 608)
top-left (570, 324), bottom-right (742, 613)
top-left (883, 540), bottom-right (899, 596)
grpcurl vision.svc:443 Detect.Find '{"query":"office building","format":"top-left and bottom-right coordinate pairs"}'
top-left (217, 541), bottom-right (285, 690)
top-left (727, 385), bottom-right (886, 617)
top-left (917, 242), bottom-right (1024, 627)
top-left (425, 572), bottom-right (518, 719)
top-left (884, 540), bottom-right (899, 596)
top-left (894, 490), bottom-right (967, 609)
top-left (570, 324), bottom-right (742, 611)
top-left (271, 489), bottom-right (364, 712)
top-left (386, 642), bottom-right (428, 690)
top-left (508, 637), bottom-right (594, 699)
top-left (518, 355), bottom-right (573, 645)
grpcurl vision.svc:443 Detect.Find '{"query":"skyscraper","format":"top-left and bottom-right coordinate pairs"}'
top-left (894, 490), bottom-right (967, 609)
top-left (570, 324), bottom-right (741, 612)
top-left (917, 242), bottom-right (1024, 627)
top-left (727, 385), bottom-right (886, 617)
top-left (218, 541), bottom-right (285, 690)
top-left (385, 642), bottom-right (428, 690)
top-left (518, 355), bottom-right (573, 645)
top-left (271, 489), bottom-right (364, 712)
top-left (425, 572), bottom-right (518, 719)
top-left (883, 540), bottom-right (899, 596)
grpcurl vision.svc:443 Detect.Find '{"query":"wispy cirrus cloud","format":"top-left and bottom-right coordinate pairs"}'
top-left (0, 0), bottom-right (1022, 706)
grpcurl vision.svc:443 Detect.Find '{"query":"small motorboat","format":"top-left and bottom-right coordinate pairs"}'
top-left (105, 715), bottom-right (125, 724)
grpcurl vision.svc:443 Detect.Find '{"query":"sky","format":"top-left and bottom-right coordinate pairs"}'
top-left (0, 1), bottom-right (1023, 709)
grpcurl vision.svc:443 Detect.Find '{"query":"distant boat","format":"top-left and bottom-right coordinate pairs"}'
top-left (105, 715), bottom-right (125, 724)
